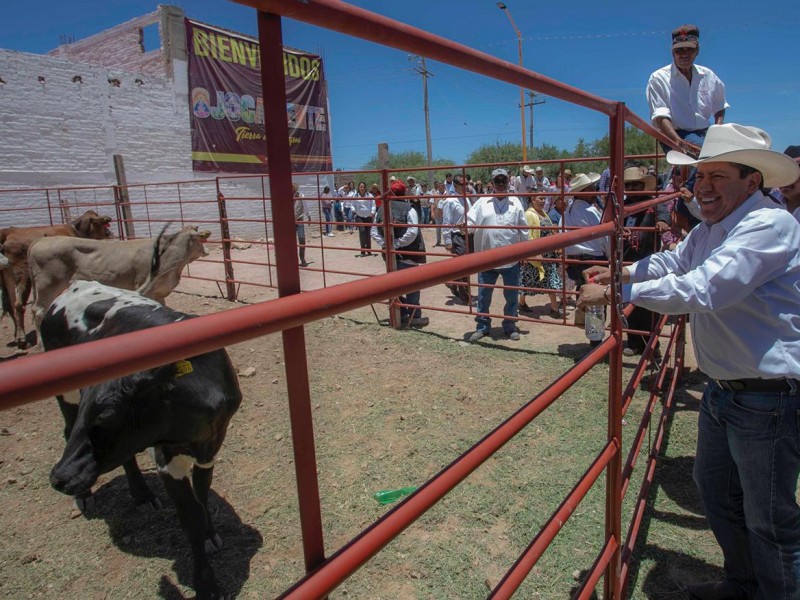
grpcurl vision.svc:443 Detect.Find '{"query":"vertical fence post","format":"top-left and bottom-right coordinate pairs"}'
top-left (113, 154), bottom-right (136, 239)
top-left (215, 184), bottom-right (237, 301)
top-left (603, 102), bottom-right (626, 600)
top-left (258, 9), bottom-right (326, 574)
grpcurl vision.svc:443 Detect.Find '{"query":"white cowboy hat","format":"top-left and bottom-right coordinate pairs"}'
top-left (568, 172), bottom-right (601, 193)
top-left (623, 166), bottom-right (656, 192)
top-left (667, 123), bottom-right (799, 187)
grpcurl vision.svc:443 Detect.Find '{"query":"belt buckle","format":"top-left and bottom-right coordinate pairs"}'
top-left (715, 379), bottom-right (743, 392)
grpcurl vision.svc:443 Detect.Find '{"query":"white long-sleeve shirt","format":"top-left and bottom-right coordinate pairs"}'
top-left (563, 199), bottom-right (608, 257)
top-left (440, 195), bottom-right (472, 246)
top-left (466, 195), bottom-right (527, 268)
top-left (646, 62), bottom-right (729, 131)
top-left (351, 193), bottom-right (375, 218)
top-left (370, 201), bottom-right (420, 250)
top-left (624, 190), bottom-right (800, 380)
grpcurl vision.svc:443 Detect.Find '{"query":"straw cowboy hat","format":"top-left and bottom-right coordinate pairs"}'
top-left (667, 123), bottom-right (799, 188)
top-left (568, 172), bottom-right (601, 193)
top-left (623, 166), bottom-right (656, 191)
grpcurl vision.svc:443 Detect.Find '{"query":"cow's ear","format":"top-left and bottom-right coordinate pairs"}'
top-left (74, 216), bottom-right (89, 236)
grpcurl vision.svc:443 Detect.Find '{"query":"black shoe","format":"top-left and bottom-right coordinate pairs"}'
top-left (549, 308), bottom-right (565, 318)
top-left (299, 261), bottom-right (310, 267)
top-left (684, 580), bottom-right (749, 600)
top-left (519, 304), bottom-right (535, 314)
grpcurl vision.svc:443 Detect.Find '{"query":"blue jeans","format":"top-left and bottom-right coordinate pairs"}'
top-left (395, 260), bottom-right (422, 321)
top-left (322, 207), bottom-right (333, 234)
top-left (421, 206), bottom-right (430, 225)
top-left (659, 128), bottom-right (707, 192)
top-left (344, 207), bottom-right (354, 230)
top-left (694, 381), bottom-right (800, 599)
top-left (475, 263), bottom-right (520, 335)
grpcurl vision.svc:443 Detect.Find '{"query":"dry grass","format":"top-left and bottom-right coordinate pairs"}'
top-left (0, 292), bottom-right (718, 599)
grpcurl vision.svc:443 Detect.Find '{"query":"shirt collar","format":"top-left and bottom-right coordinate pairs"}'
top-left (708, 190), bottom-right (766, 235)
top-left (670, 61), bottom-right (701, 82)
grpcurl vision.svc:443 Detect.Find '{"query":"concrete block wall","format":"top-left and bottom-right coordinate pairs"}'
top-left (0, 6), bottom-right (331, 234)
top-left (0, 49), bottom-right (191, 187)
top-left (47, 10), bottom-right (168, 78)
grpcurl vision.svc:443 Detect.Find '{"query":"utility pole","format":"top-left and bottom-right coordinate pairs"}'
top-left (497, 2), bottom-right (527, 161)
top-left (410, 55), bottom-right (435, 189)
top-left (523, 91), bottom-right (546, 154)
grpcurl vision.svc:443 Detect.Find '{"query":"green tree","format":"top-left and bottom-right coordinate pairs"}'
top-left (464, 141), bottom-right (524, 182)
top-left (359, 150), bottom-right (456, 187)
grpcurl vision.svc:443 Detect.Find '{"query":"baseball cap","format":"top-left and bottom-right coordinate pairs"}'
top-left (491, 168), bottom-right (509, 179)
top-left (672, 24), bottom-right (699, 49)
top-left (390, 180), bottom-right (407, 195)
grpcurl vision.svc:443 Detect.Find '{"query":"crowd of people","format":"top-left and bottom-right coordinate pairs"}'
top-left (289, 22), bottom-right (800, 599)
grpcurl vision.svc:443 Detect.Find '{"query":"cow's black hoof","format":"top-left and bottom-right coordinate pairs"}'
top-left (135, 496), bottom-right (163, 513)
top-left (73, 493), bottom-right (95, 513)
top-left (204, 533), bottom-right (223, 554)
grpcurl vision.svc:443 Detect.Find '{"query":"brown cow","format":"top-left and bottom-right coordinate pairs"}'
top-left (29, 225), bottom-right (211, 331)
top-left (0, 210), bottom-right (112, 348)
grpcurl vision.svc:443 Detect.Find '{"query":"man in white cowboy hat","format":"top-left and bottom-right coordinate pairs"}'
top-left (555, 172), bottom-right (606, 336)
top-left (533, 165), bottom-right (550, 192)
top-left (515, 165), bottom-right (537, 194)
top-left (647, 24), bottom-right (729, 158)
top-left (466, 167), bottom-right (528, 342)
top-left (578, 123), bottom-right (800, 600)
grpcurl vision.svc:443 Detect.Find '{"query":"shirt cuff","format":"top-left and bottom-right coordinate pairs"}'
top-left (651, 107), bottom-right (671, 120)
top-left (622, 283), bottom-right (634, 303)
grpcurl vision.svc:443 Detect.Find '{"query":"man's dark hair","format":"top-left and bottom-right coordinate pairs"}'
top-left (735, 164), bottom-right (766, 191)
top-left (453, 174), bottom-right (466, 186)
top-left (736, 165), bottom-right (759, 178)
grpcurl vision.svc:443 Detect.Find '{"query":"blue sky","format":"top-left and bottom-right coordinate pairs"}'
top-left (2, 0), bottom-right (798, 171)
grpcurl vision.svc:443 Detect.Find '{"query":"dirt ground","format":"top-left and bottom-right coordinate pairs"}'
top-left (0, 226), bottom-right (721, 599)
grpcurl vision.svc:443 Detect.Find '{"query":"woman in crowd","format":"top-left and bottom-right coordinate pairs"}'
top-left (519, 195), bottom-right (565, 319)
top-left (351, 181), bottom-right (376, 256)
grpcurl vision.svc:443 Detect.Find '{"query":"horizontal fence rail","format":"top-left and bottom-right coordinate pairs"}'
top-left (0, 2), bottom-right (693, 598)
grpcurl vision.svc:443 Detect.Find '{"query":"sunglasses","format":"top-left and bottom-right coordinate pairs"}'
top-left (493, 177), bottom-right (508, 184)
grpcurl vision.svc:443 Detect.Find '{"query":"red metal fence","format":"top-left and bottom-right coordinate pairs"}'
top-left (0, 1), bottom-right (694, 597)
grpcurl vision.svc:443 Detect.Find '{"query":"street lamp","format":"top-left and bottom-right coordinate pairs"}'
top-left (497, 2), bottom-right (527, 161)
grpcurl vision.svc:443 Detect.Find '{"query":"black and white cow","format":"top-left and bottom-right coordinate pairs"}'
top-left (41, 281), bottom-right (242, 600)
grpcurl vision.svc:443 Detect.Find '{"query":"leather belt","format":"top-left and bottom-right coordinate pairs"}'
top-left (713, 378), bottom-right (800, 393)
top-left (567, 254), bottom-right (604, 261)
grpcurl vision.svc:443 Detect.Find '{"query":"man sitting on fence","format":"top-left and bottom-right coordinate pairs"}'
top-left (578, 123), bottom-right (800, 600)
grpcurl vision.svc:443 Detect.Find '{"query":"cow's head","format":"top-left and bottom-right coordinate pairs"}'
top-left (50, 382), bottom-right (156, 496)
top-left (163, 225), bottom-right (211, 261)
top-left (72, 210), bottom-right (113, 239)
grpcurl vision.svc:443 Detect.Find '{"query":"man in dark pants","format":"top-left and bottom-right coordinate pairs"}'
top-left (371, 179), bottom-right (429, 328)
top-left (621, 167), bottom-right (660, 357)
top-left (579, 124), bottom-right (800, 600)
top-left (441, 174), bottom-right (473, 304)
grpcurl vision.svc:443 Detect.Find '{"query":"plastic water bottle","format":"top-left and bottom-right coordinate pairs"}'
top-left (584, 305), bottom-right (605, 341)
top-left (373, 486), bottom-right (417, 505)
